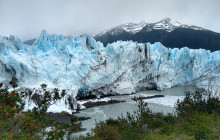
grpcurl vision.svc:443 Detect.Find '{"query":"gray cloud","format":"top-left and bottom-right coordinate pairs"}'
top-left (0, 0), bottom-right (220, 41)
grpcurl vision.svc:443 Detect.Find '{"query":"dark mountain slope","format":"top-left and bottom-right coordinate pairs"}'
top-left (95, 18), bottom-right (220, 51)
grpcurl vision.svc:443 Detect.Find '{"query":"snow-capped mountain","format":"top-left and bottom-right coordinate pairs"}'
top-left (1, 30), bottom-right (220, 97)
top-left (144, 18), bottom-right (205, 32)
top-left (96, 21), bottom-right (148, 36)
top-left (95, 18), bottom-right (220, 51)
top-left (96, 18), bottom-right (206, 37)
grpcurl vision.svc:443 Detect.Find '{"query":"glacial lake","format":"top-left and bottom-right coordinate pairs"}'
top-left (74, 85), bottom-right (196, 137)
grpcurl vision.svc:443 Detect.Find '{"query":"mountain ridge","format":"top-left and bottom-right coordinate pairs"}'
top-left (95, 18), bottom-right (220, 51)
top-left (96, 18), bottom-right (208, 37)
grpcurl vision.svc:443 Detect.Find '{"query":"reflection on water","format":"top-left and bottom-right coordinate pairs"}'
top-left (74, 85), bottom-right (196, 136)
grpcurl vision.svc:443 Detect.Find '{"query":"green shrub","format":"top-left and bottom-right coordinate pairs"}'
top-left (92, 124), bottom-right (121, 140)
top-left (0, 83), bottom-right (81, 139)
top-left (181, 112), bottom-right (217, 140)
top-left (105, 118), bottom-right (120, 126)
top-left (176, 89), bottom-right (220, 118)
top-left (159, 125), bottom-right (175, 135)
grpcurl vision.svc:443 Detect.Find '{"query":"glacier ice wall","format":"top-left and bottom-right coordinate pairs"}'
top-left (0, 30), bottom-right (220, 97)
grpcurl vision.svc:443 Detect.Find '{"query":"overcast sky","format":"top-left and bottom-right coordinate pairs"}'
top-left (0, 0), bottom-right (220, 41)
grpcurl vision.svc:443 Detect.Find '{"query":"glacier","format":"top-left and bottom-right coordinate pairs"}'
top-left (1, 30), bottom-right (220, 100)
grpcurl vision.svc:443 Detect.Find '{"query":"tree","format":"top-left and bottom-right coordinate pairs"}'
top-left (0, 83), bottom-right (81, 139)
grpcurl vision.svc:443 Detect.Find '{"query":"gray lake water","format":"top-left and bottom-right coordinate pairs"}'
top-left (74, 85), bottom-right (196, 136)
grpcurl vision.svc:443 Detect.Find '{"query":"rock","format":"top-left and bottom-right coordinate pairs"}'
top-left (132, 95), bottom-right (164, 101)
top-left (142, 124), bottom-right (148, 132)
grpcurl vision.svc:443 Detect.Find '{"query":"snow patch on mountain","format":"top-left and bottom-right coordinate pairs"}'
top-left (96, 22), bottom-right (148, 36)
top-left (151, 18), bottom-right (181, 32)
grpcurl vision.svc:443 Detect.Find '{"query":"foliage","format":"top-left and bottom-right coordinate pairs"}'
top-left (1, 82), bottom-right (219, 140)
top-left (181, 112), bottom-right (216, 139)
top-left (0, 83), bottom-right (81, 140)
top-left (81, 89), bottom-right (220, 140)
top-left (175, 89), bottom-right (220, 118)
top-left (92, 124), bottom-right (121, 140)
